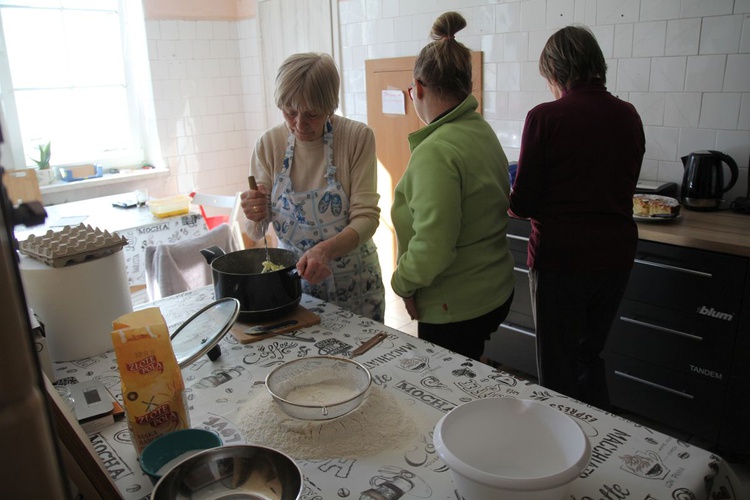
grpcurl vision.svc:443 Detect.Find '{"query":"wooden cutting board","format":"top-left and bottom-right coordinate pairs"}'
top-left (229, 305), bottom-right (320, 344)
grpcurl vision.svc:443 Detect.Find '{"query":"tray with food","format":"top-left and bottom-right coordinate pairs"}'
top-left (632, 194), bottom-right (681, 222)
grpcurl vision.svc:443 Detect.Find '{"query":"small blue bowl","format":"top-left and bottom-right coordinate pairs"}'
top-left (140, 428), bottom-right (222, 483)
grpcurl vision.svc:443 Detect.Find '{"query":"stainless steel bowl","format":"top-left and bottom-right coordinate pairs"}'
top-left (151, 445), bottom-right (303, 500)
top-left (265, 356), bottom-right (372, 420)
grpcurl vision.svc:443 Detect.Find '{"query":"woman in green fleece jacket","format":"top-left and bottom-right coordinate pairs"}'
top-left (391, 11), bottom-right (515, 361)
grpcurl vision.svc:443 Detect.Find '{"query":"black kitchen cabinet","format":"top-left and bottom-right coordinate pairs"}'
top-left (603, 240), bottom-right (750, 456)
top-left (485, 217), bottom-right (750, 456)
top-left (484, 218), bottom-right (537, 377)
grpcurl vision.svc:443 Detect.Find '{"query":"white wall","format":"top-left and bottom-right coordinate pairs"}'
top-left (338, 0), bottom-right (750, 202)
top-left (140, 1), bottom-right (750, 203)
top-left (144, 17), bottom-right (264, 199)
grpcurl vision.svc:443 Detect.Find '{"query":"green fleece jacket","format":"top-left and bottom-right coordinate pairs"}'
top-left (391, 95), bottom-right (515, 324)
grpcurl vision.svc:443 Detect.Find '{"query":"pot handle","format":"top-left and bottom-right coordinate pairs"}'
top-left (287, 268), bottom-right (300, 279)
top-left (200, 245), bottom-right (226, 265)
top-left (709, 150), bottom-right (739, 193)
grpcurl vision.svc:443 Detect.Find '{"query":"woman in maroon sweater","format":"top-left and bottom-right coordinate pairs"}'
top-left (509, 25), bottom-right (645, 410)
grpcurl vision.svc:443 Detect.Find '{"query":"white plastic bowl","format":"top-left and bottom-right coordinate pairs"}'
top-left (433, 397), bottom-right (591, 500)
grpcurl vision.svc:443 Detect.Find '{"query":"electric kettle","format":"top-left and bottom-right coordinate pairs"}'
top-left (681, 150), bottom-right (739, 211)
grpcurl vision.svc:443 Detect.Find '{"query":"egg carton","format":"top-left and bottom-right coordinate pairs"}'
top-left (19, 223), bottom-right (128, 268)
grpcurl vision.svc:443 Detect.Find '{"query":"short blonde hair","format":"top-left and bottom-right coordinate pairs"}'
top-left (274, 53), bottom-right (339, 115)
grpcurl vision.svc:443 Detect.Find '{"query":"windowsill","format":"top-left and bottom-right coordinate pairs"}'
top-left (40, 168), bottom-right (170, 194)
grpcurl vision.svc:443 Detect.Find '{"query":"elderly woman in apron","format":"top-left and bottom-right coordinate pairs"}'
top-left (241, 53), bottom-right (385, 322)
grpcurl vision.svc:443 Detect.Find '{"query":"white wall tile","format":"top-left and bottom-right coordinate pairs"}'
top-left (699, 15), bottom-right (743, 54)
top-left (644, 126), bottom-right (679, 161)
top-left (481, 34), bottom-right (504, 63)
top-left (377, 18), bottom-right (394, 43)
top-left (678, 128), bottom-right (717, 157)
top-left (362, 20), bottom-right (378, 45)
top-left (394, 16), bottom-right (412, 43)
top-left (664, 93), bottom-right (702, 127)
top-left (742, 16), bottom-right (750, 52)
top-left (546, 0), bottom-right (575, 30)
top-left (639, 159), bottom-right (659, 179)
top-left (465, 5), bottom-right (496, 36)
top-left (484, 62), bottom-right (497, 92)
top-left (160, 20), bottom-right (179, 40)
top-left (504, 32), bottom-right (528, 62)
top-left (496, 62), bottom-right (521, 91)
top-left (613, 24), bottom-right (633, 58)
top-left (680, 0), bottom-right (734, 18)
top-left (493, 119), bottom-right (522, 149)
top-left (740, 94), bottom-right (750, 130)
top-left (178, 20), bottom-right (196, 41)
top-left (633, 21), bottom-right (666, 57)
top-left (650, 57), bottom-right (686, 92)
top-left (715, 130), bottom-right (750, 168)
top-left (628, 92), bottom-right (665, 125)
top-left (724, 54), bottom-right (750, 92)
top-left (381, 0), bottom-right (399, 18)
top-left (495, 2), bottom-right (520, 33)
top-left (520, 0), bottom-right (546, 32)
top-left (528, 29), bottom-right (555, 60)
top-left (656, 160), bottom-right (683, 184)
top-left (639, 0), bottom-right (680, 21)
top-left (597, 0), bottom-right (639, 25)
top-left (196, 21), bottom-right (213, 40)
top-left (685, 55), bottom-right (726, 92)
top-left (590, 25), bottom-right (615, 58)
top-left (507, 91), bottom-right (533, 120)
top-left (145, 20), bottom-right (160, 40)
top-left (665, 18), bottom-right (701, 56)
top-left (520, 61), bottom-right (547, 91)
top-left (699, 93), bottom-right (741, 129)
top-left (616, 58), bottom-right (651, 91)
top-left (364, 0), bottom-right (382, 20)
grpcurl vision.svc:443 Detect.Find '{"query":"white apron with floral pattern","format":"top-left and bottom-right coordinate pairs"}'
top-left (270, 120), bottom-right (385, 322)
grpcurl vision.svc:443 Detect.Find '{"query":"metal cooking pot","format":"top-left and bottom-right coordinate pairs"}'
top-left (200, 246), bottom-right (301, 323)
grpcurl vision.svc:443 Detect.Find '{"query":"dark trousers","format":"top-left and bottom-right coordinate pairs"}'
top-left (418, 291), bottom-right (514, 361)
top-left (529, 268), bottom-right (630, 411)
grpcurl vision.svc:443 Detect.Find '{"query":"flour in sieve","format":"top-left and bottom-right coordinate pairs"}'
top-left (238, 386), bottom-right (419, 460)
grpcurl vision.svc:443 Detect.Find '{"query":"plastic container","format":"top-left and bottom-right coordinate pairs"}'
top-left (433, 397), bottom-right (591, 500)
top-left (147, 194), bottom-right (191, 218)
top-left (139, 428), bottom-right (222, 483)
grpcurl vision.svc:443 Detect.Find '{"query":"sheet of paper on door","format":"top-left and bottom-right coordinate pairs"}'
top-left (381, 90), bottom-right (406, 115)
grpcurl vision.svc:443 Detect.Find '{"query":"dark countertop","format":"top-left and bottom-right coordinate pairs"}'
top-left (636, 209), bottom-right (750, 258)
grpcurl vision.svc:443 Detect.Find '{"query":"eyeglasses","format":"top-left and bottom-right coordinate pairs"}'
top-left (407, 80), bottom-right (426, 101)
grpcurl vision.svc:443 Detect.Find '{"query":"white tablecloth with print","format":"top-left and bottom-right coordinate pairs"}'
top-left (52, 286), bottom-right (745, 500)
top-left (14, 192), bottom-right (207, 286)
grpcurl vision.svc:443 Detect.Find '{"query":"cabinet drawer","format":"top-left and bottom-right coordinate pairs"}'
top-left (507, 218), bottom-right (531, 253)
top-left (718, 376), bottom-right (750, 456)
top-left (485, 318), bottom-right (538, 378)
top-left (626, 241), bottom-right (746, 316)
top-left (607, 299), bottom-right (734, 379)
top-left (604, 352), bottom-right (725, 442)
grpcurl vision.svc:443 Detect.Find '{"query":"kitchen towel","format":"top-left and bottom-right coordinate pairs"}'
top-left (144, 222), bottom-right (239, 301)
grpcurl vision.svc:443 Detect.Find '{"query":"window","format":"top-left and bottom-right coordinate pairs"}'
top-left (0, 0), bottom-right (154, 170)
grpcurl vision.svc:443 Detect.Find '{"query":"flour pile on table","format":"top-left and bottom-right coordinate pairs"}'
top-left (238, 386), bottom-right (419, 459)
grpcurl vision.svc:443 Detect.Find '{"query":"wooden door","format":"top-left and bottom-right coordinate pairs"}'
top-left (365, 52), bottom-right (483, 195)
top-left (365, 53), bottom-right (483, 278)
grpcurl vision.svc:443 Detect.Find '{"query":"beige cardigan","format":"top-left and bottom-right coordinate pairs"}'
top-left (247, 115), bottom-right (380, 244)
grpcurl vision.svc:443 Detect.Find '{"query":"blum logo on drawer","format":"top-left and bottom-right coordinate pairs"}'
top-left (697, 306), bottom-right (734, 322)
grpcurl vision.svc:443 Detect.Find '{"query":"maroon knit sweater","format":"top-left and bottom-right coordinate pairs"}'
top-left (509, 82), bottom-right (645, 271)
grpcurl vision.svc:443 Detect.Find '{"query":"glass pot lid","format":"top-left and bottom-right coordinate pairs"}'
top-left (171, 298), bottom-right (239, 368)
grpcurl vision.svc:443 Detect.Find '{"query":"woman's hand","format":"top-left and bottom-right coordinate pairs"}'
top-left (241, 184), bottom-right (268, 222)
top-left (296, 245), bottom-right (333, 284)
top-left (403, 296), bottom-right (419, 320)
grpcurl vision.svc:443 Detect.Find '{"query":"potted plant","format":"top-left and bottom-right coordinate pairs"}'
top-left (29, 141), bottom-right (56, 186)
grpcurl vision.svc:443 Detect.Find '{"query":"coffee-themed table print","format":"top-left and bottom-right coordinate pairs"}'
top-left (53, 286), bottom-right (745, 500)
